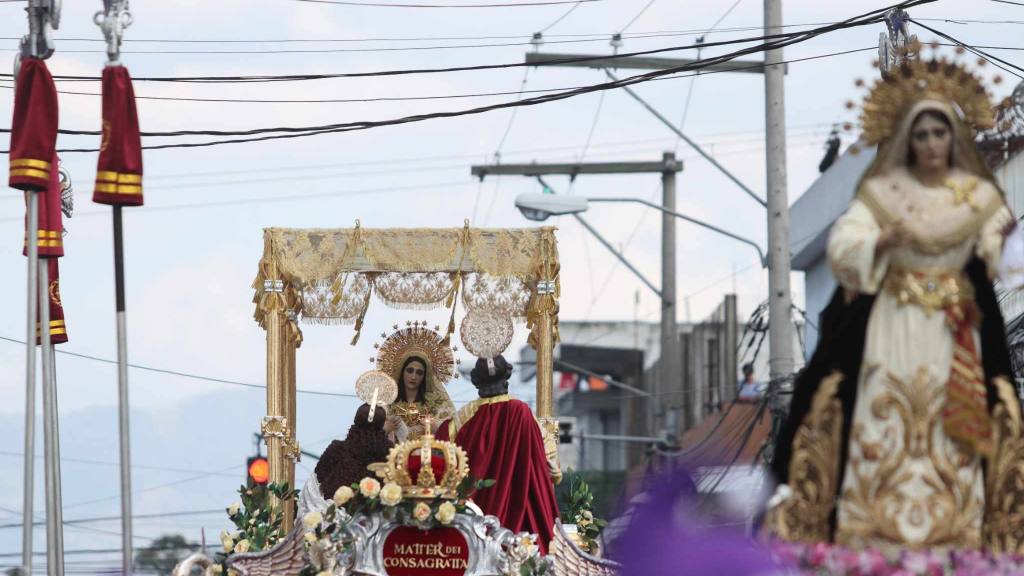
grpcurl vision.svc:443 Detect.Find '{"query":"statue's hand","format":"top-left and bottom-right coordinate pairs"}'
top-left (383, 415), bottom-right (400, 434)
top-left (876, 220), bottom-right (911, 255)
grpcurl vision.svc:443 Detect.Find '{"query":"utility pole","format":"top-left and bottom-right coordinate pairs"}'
top-left (471, 156), bottom-right (683, 435)
top-left (660, 152), bottom-right (682, 434)
top-left (764, 0), bottom-right (795, 383)
top-left (524, 43), bottom-right (774, 432)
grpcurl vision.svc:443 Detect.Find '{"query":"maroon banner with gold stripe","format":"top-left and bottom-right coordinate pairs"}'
top-left (8, 59), bottom-right (58, 192)
top-left (93, 66), bottom-right (143, 206)
top-left (22, 154), bottom-right (64, 258)
top-left (36, 258), bottom-right (68, 345)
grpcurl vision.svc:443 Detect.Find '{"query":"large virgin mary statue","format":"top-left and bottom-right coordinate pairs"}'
top-left (766, 55), bottom-right (1024, 552)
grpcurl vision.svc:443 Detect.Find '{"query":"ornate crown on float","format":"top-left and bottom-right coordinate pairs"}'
top-left (845, 42), bottom-right (1008, 147)
top-left (376, 425), bottom-right (471, 500)
top-left (372, 320), bottom-right (459, 387)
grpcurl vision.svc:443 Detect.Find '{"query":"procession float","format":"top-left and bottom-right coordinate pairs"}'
top-left (173, 224), bottom-right (617, 576)
top-left (171, 33), bottom-right (1024, 576)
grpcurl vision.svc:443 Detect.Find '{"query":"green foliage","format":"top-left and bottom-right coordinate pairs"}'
top-left (557, 469), bottom-right (608, 553)
top-left (217, 481), bottom-right (299, 571)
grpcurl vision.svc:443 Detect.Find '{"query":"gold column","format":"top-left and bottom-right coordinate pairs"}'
top-left (535, 309), bottom-right (554, 418)
top-left (281, 317), bottom-right (302, 532)
top-left (533, 231), bottom-right (559, 419)
top-left (259, 270), bottom-right (288, 524)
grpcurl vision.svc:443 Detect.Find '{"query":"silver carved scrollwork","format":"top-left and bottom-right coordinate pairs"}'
top-left (338, 512), bottom-right (543, 576)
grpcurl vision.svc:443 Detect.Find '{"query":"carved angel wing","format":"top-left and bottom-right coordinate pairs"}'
top-left (228, 525), bottom-right (308, 576)
top-left (548, 521), bottom-right (620, 576)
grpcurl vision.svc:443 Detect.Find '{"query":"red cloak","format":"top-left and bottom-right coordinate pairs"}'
top-left (436, 395), bottom-right (559, 553)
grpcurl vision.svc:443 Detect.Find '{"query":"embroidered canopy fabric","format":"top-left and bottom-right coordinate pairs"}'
top-left (253, 226), bottom-right (559, 334)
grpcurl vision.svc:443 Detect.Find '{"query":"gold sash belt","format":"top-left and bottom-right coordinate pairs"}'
top-left (883, 268), bottom-right (974, 315)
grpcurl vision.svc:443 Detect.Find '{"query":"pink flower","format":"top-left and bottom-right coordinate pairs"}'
top-left (806, 542), bottom-right (832, 567)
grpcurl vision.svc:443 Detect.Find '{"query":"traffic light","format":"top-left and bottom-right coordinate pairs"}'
top-left (247, 455), bottom-right (269, 487)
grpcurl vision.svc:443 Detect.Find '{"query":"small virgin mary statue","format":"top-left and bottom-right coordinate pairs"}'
top-left (766, 52), bottom-right (1024, 552)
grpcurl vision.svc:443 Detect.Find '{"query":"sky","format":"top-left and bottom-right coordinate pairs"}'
top-left (0, 0), bottom-right (1022, 570)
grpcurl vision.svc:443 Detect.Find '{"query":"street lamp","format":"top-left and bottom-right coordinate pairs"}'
top-left (514, 188), bottom-right (768, 269)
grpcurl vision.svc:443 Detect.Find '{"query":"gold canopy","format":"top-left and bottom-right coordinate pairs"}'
top-left (251, 223), bottom-right (560, 530)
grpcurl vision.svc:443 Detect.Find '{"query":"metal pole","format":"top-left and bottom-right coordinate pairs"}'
top-left (588, 197), bottom-right (766, 266)
top-left (38, 259), bottom-right (61, 576)
top-left (22, 192), bottom-right (39, 576)
top-left (661, 152), bottom-right (683, 433)
top-left (571, 214), bottom-right (661, 299)
top-left (113, 206), bottom-right (133, 575)
top-left (604, 69), bottom-right (767, 209)
top-left (45, 351), bottom-right (63, 576)
top-left (764, 0), bottom-right (796, 382)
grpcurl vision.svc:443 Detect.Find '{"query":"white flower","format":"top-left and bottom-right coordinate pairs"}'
top-left (227, 502), bottom-right (241, 516)
top-left (302, 511), bottom-right (323, 529)
top-left (233, 539), bottom-right (251, 554)
top-left (413, 502), bottom-right (432, 522)
top-left (581, 510), bottom-right (593, 522)
top-left (379, 483), bottom-right (403, 507)
top-left (219, 530), bottom-right (234, 553)
top-left (578, 517), bottom-right (591, 528)
top-left (304, 532), bottom-right (318, 544)
top-left (435, 501), bottom-right (456, 525)
top-left (359, 477), bottom-right (381, 498)
top-left (205, 565), bottom-right (223, 576)
top-left (767, 484), bottom-right (793, 509)
top-left (333, 485), bottom-right (355, 506)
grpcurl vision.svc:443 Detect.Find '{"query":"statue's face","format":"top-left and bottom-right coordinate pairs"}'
top-left (909, 113), bottom-right (952, 173)
top-left (403, 360), bottom-right (426, 390)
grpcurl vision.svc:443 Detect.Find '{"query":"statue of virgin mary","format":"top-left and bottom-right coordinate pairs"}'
top-left (374, 321), bottom-right (457, 443)
top-left (765, 53), bottom-right (1024, 552)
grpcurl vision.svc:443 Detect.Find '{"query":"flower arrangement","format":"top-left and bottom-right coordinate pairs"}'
top-left (215, 482), bottom-right (298, 574)
top-left (558, 469), bottom-right (607, 554)
top-left (299, 475), bottom-right (496, 576)
top-left (771, 541), bottom-right (1024, 575)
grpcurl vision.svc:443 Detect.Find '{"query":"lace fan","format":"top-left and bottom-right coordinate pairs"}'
top-left (355, 370), bottom-right (398, 422)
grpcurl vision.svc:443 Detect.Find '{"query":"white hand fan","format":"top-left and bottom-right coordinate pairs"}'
top-left (355, 370), bottom-right (398, 422)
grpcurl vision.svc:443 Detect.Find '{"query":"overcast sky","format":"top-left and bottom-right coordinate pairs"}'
top-left (0, 0), bottom-right (1021, 569)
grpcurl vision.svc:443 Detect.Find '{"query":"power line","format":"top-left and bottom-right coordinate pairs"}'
top-left (0, 335), bottom-right (359, 399)
top-left (290, 0), bottom-right (602, 6)
top-left (1, 46), bottom-right (874, 154)
top-left (620, 0), bottom-right (657, 34)
top-left (0, 15), bottom-right (900, 84)
top-left (0, 509), bottom-right (226, 531)
top-left (0, 449), bottom-right (240, 479)
top-left (15, 35), bottom-right (659, 55)
top-left (539, 0), bottom-right (585, 33)
top-left (0, 180), bottom-right (477, 221)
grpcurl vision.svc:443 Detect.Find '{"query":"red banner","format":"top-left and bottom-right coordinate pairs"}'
top-left (382, 526), bottom-right (469, 576)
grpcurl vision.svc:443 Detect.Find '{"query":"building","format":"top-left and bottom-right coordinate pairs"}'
top-left (519, 295), bottom-right (794, 474)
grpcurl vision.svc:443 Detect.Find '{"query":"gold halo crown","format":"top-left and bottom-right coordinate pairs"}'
top-left (373, 320), bottom-right (458, 389)
top-left (376, 428), bottom-right (470, 500)
top-left (851, 46), bottom-right (1003, 146)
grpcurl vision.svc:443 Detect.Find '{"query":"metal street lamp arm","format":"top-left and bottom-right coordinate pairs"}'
top-left (572, 214), bottom-right (663, 299)
top-left (590, 197), bottom-right (767, 267)
top-left (604, 69), bottom-right (768, 209)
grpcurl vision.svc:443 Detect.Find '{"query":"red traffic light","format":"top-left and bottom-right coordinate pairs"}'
top-left (247, 456), bottom-right (269, 486)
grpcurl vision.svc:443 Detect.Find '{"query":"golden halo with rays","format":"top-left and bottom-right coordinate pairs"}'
top-left (373, 320), bottom-right (457, 389)
top-left (852, 49), bottom-right (997, 147)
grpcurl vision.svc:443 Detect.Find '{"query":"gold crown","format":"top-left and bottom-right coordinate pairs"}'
top-left (849, 46), bottom-right (1002, 146)
top-left (377, 425), bottom-right (470, 500)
